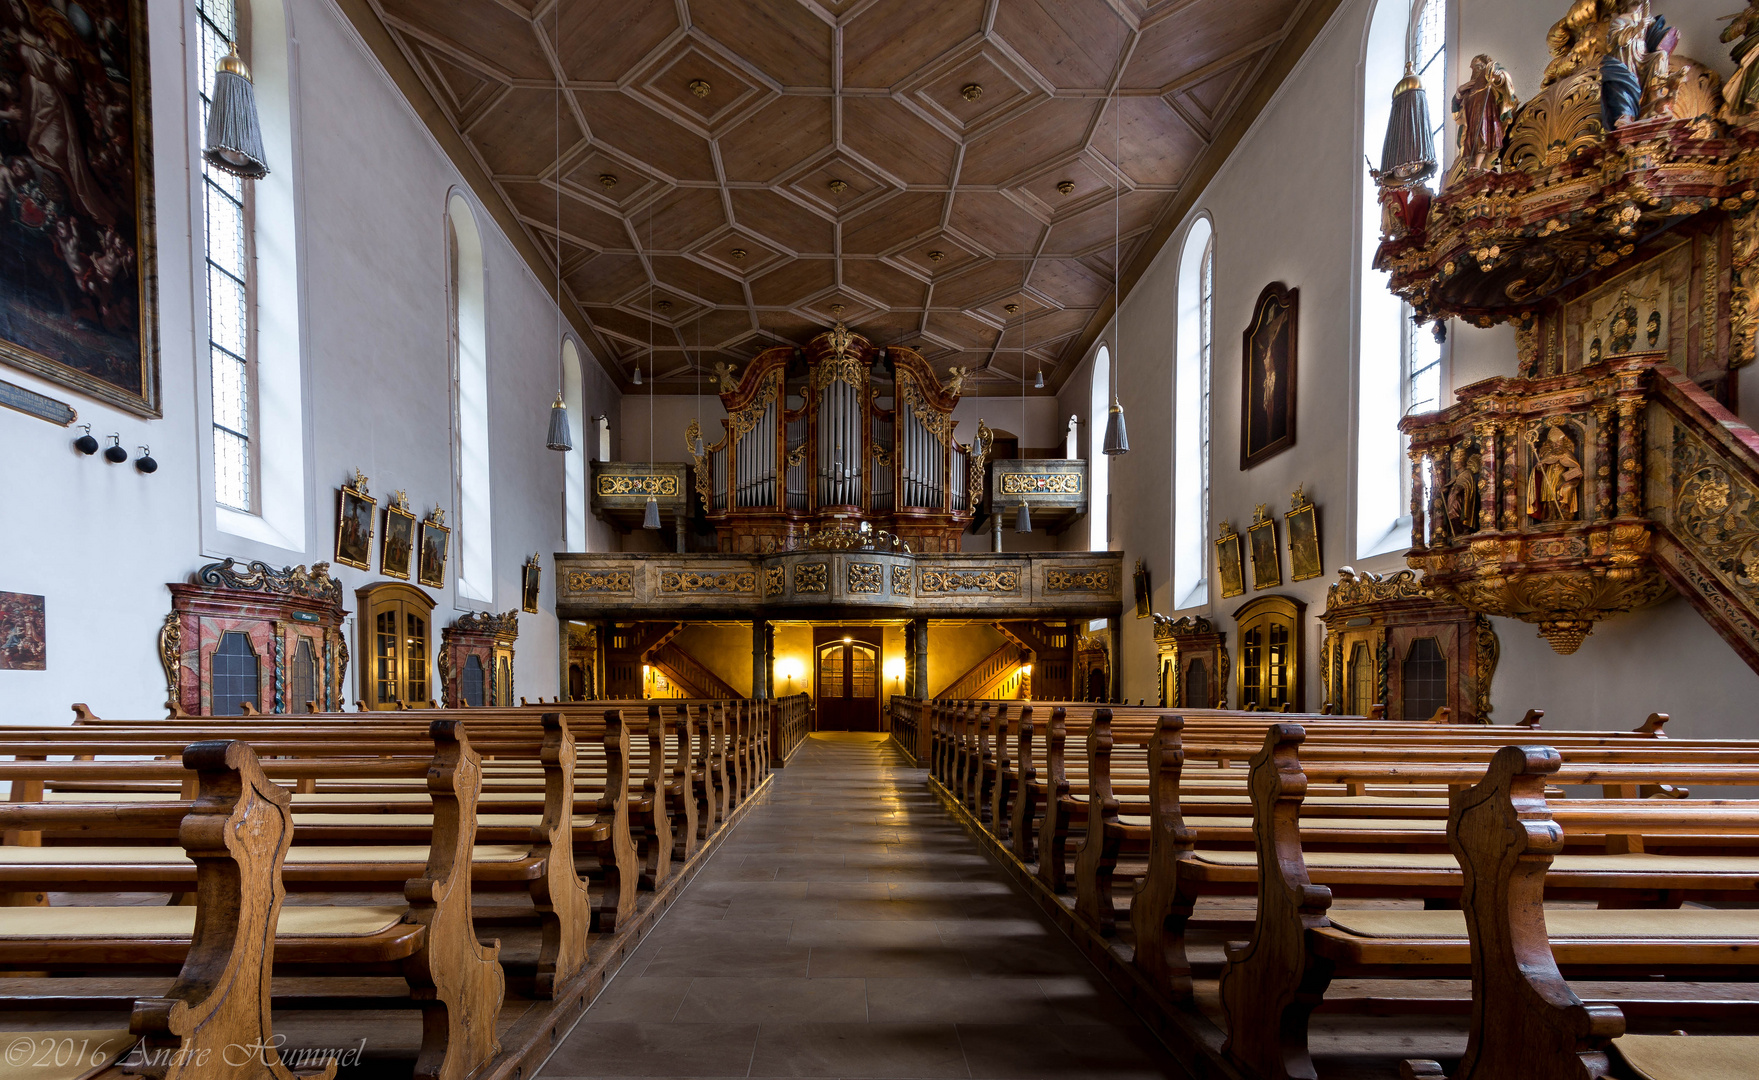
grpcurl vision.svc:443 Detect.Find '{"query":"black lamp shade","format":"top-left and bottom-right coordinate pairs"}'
top-left (1379, 63), bottom-right (1436, 185)
top-left (203, 50), bottom-right (269, 179)
top-left (546, 393), bottom-right (573, 451)
top-left (1102, 403), bottom-right (1129, 456)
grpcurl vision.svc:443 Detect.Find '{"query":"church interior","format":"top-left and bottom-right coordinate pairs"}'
top-left (4, 0), bottom-right (1759, 1076)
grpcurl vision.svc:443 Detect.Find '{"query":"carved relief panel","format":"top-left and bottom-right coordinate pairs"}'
top-left (1153, 614), bottom-right (1230, 710)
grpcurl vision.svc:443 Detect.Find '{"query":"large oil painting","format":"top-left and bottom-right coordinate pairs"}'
top-left (1241, 283), bottom-right (1297, 468)
top-left (0, 0), bottom-right (156, 416)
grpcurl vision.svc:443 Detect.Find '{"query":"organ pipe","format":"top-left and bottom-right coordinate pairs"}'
top-left (693, 324), bottom-right (987, 551)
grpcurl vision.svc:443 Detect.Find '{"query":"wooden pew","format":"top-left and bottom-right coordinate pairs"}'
top-left (1216, 724), bottom-right (1759, 1080)
top-left (0, 720), bottom-right (508, 1080)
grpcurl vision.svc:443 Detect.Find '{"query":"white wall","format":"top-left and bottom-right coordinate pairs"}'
top-left (0, 0), bottom-right (617, 720)
top-left (1086, 0), bottom-right (1759, 737)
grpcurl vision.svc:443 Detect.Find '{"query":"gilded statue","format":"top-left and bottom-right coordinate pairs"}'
top-left (713, 360), bottom-right (740, 393)
top-left (1544, 0), bottom-right (1609, 84)
top-left (1451, 55), bottom-right (1520, 178)
top-left (1526, 426), bottom-right (1584, 521)
top-left (1444, 449), bottom-right (1482, 535)
top-left (944, 366), bottom-right (971, 398)
top-left (1723, 1), bottom-right (1759, 119)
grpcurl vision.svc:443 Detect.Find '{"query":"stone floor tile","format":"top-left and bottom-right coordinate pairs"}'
top-left (747, 1022), bottom-right (969, 1078)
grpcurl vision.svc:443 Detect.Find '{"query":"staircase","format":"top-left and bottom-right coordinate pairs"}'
top-left (1645, 366), bottom-right (1759, 673)
top-left (940, 643), bottom-right (1029, 700)
top-left (647, 641), bottom-right (744, 700)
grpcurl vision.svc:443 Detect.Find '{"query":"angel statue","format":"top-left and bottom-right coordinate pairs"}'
top-left (1723, 0), bottom-right (1759, 120)
top-left (1600, 0), bottom-right (1654, 131)
top-left (1450, 55), bottom-right (1519, 178)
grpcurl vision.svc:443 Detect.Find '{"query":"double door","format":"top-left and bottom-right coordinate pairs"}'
top-left (815, 631), bottom-right (880, 731)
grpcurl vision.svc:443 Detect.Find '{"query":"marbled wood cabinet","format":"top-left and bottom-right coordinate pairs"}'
top-left (440, 610), bottom-right (518, 708)
top-left (1154, 614), bottom-right (1230, 710)
top-left (1318, 568), bottom-right (1499, 724)
top-left (164, 560), bottom-right (347, 716)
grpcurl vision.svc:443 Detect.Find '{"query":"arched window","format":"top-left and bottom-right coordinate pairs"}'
top-left (1089, 344), bottom-right (1111, 551)
top-left (1358, 0), bottom-right (1450, 558)
top-left (1174, 218), bottom-right (1214, 608)
top-left (202, 0), bottom-right (305, 550)
top-left (562, 338), bottom-right (587, 553)
top-left (448, 193), bottom-right (492, 602)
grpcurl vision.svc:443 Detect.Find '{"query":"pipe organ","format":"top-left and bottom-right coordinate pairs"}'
top-left (688, 324), bottom-right (990, 553)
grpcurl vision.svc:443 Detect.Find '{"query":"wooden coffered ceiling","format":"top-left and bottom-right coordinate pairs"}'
top-left (346, 0), bottom-right (1335, 393)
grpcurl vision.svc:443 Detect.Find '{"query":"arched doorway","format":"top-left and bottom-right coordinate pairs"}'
top-left (816, 637), bottom-right (879, 731)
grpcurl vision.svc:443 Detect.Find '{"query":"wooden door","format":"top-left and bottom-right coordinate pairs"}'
top-left (816, 641), bottom-right (879, 731)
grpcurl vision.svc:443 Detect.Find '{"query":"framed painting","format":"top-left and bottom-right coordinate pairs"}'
top-left (419, 508), bottom-right (450, 589)
top-left (1133, 559), bottom-right (1150, 619)
top-left (0, 591), bottom-right (46, 669)
top-left (1249, 504), bottom-right (1281, 590)
top-left (1241, 283), bottom-right (1298, 469)
top-left (1215, 521), bottom-right (1245, 600)
top-left (334, 471), bottom-right (375, 571)
top-left (521, 553), bottom-right (541, 614)
top-left (381, 490), bottom-right (415, 581)
top-left (1287, 486), bottom-right (1323, 582)
top-left (0, 0), bottom-right (159, 416)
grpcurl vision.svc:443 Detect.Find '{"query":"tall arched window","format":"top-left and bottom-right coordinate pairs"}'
top-left (1358, 0), bottom-right (1450, 557)
top-left (448, 193), bottom-right (492, 602)
top-left (1089, 344), bottom-right (1111, 551)
top-left (201, 0), bottom-right (305, 551)
top-left (562, 338), bottom-right (587, 553)
top-left (1173, 218), bottom-right (1214, 609)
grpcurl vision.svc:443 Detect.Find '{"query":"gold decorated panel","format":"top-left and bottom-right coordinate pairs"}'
top-left (794, 563), bottom-right (829, 594)
top-left (1045, 567), bottom-right (1113, 592)
top-left (1001, 472), bottom-right (1083, 495)
top-left (919, 568), bottom-right (1020, 594)
top-left (565, 570), bottom-right (634, 595)
top-left (595, 474), bottom-right (680, 497)
top-left (848, 563), bottom-right (883, 593)
top-left (659, 570), bottom-right (757, 594)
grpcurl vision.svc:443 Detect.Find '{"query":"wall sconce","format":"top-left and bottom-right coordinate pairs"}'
top-left (135, 446), bottom-right (158, 474)
top-left (884, 657), bottom-right (904, 684)
top-left (103, 434), bottom-right (128, 463)
top-left (73, 424), bottom-right (98, 455)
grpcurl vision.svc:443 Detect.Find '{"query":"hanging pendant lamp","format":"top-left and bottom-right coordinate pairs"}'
top-left (542, 2), bottom-right (571, 453)
top-left (1102, 36), bottom-right (1129, 458)
top-left (1379, 62), bottom-right (1437, 186)
top-left (1034, 368), bottom-right (1044, 389)
top-left (632, 366), bottom-right (642, 386)
top-left (546, 392), bottom-right (573, 451)
top-left (204, 42), bottom-right (269, 179)
top-left (642, 494), bottom-right (661, 530)
top-left (1015, 297), bottom-right (1033, 533)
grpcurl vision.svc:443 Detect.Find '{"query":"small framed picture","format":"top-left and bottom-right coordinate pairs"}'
top-left (1133, 560), bottom-right (1151, 619)
top-left (419, 508), bottom-right (450, 589)
top-left (1215, 522), bottom-right (1245, 600)
top-left (381, 491), bottom-right (416, 581)
top-left (1248, 505), bottom-right (1281, 590)
top-left (334, 471), bottom-right (376, 571)
top-left (521, 553), bottom-right (541, 614)
top-left (1287, 486), bottom-right (1323, 582)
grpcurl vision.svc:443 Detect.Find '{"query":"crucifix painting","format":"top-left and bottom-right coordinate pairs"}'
top-left (1241, 283), bottom-right (1298, 468)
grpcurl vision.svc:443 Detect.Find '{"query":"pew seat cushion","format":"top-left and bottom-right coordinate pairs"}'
top-left (1193, 850), bottom-right (1759, 873)
top-left (0, 904), bottom-right (408, 939)
top-left (1326, 907), bottom-right (1759, 939)
top-left (0, 845), bottom-right (533, 865)
top-left (0, 1028), bottom-right (137, 1080)
top-left (1615, 1034), bottom-right (1759, 1080)
top-left (0, 906), bottom-right (427, 966)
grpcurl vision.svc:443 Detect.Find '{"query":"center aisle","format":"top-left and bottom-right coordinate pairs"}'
top-left (538, 732), bottom-right (1184, 1079)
